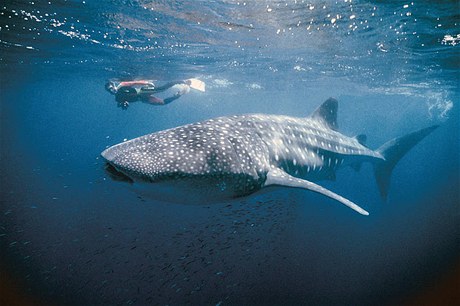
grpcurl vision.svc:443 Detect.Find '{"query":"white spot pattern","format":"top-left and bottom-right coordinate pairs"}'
top-left (102, 113), bottom-right (383, 197)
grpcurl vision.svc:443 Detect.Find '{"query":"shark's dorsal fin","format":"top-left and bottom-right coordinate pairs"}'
top-left (354, 134), bottom-right (367, 146)
top-left (311, 98), bottom-right (339, 131)
top-left (264, 168), bottom-right (369, 215)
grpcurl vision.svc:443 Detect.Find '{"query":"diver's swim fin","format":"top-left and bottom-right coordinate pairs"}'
top-left (187, 78), bottom-right (206, 92)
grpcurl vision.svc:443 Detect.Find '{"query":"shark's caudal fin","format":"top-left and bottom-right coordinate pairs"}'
top-left (310, 98), bottom-right (339, 131)
top-left (374, 125), bottom-right (439, 200)
top-left (264, 168), bottom-right (369, 215)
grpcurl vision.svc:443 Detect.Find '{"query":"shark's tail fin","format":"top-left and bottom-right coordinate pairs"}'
top-left (374, 125), bottom-right (439, 200)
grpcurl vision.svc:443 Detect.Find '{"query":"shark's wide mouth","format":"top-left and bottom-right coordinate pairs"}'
top-left (104, 162), bottom-right (133, 184)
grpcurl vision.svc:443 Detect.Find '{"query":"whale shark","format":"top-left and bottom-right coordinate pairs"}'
top-left (101, 98), bottom-right (438, 215)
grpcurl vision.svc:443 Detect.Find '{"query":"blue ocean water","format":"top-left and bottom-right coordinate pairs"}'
top-left (1, 1), bottom-right (459, 305)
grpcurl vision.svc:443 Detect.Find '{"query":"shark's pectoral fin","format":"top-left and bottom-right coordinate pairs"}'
top-left (264, 168), bottom-right (369, 215)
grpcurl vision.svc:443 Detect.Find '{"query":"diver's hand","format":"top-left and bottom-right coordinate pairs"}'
top-left (117, 101), bottom-right (129, 110)
top-left (105, 81), bottom-right (118, 94)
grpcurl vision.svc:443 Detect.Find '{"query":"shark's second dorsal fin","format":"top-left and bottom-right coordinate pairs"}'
top-left (311, 98), bottom-right (339, 131)
top-left (354, 134), bottom-right (367, 146)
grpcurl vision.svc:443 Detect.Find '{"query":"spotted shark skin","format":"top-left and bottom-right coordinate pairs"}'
top-left (102, 98), bottom-right (438, 215)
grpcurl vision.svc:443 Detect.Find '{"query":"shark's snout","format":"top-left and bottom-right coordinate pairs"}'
top-left (101, 140), bottom-right (136, 165)
top-left (101, 138), bottom-right (164, 183)
top-left (101, 146), bottom-right (118, 163)
top-left (101, 143), bottom-right (137, 183)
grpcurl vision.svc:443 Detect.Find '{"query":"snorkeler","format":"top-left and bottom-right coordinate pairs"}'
top-left (105, 79), bottom-right (205, 109)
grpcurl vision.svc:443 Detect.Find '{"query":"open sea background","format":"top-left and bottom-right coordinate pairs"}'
top-left (0, 1), bottom-right (459, 305)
